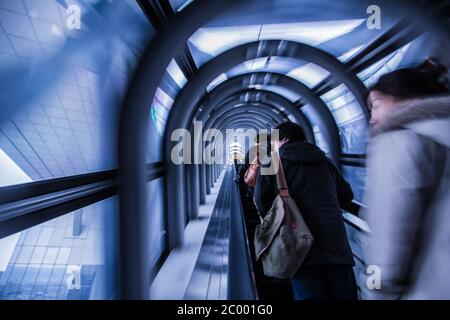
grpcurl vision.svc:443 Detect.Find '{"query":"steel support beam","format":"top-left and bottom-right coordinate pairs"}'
top-left (119, 0), bottom-right (245, 300)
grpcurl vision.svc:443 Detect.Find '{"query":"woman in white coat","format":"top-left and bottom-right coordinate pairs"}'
top-left (360, 59), bottom-right (450, 299)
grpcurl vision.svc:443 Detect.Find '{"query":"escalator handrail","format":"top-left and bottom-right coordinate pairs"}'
top-left (0, 162), bottom-right (164, 238)
top-left (229, 165), bottom-right (259, 300)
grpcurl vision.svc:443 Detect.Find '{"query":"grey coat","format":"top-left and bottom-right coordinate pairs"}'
top-left (360, 95), bottom-right (450, 299)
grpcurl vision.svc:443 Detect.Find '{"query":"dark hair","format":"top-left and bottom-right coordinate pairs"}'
top-left (369, 58), bottom-right (448, 100)
top-left (274, 122), bottom-right (306, 142)
top-left (254, 132), bottom-right (270, 144)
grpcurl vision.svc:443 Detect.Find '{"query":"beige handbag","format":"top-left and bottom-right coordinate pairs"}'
top-left (254, 152), bottom-right (314, 279)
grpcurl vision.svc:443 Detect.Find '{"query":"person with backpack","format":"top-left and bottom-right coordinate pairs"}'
top-left (254, 122), bottom-right (357, 300)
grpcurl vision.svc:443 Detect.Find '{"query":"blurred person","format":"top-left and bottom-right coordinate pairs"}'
top-left (236, 133), bottom-right (270, 198)
top-left (254, 122), bottom-right (357, 300)
top-left (361, 59), bottom-right (450, 299)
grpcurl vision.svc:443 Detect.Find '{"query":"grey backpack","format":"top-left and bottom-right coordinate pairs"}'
top-left (254, 152), bottom-right (314, 279)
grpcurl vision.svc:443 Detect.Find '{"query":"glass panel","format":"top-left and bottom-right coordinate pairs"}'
top-left (189, 19), bottom-right (365, 67)
top-left (321, 84), bottom-right (348, 102)
top-left (0, 148), bottom-right (33, 187)
top-left (0, 196), bottom-right (119, 300)
top-left (223, 57), bottom-right (331, 90)
top-left (321, 85), bottom-right (369, 154)
top-left (358, 42), bottom-right (412, 86)
top-left (288, 63), bottom-right (330, 88)
top-left (247, 84), bottom-right (300, 102)
top-left (146, 177), bottom-right (166, 273)
top-left (260, 20), bottom-right (364, 44)
top-left (342, 165), bottom-right (366, 203)
top-left (337, 44), bottom-right (365, 62)
top-left (188, 25), bottom-right (261, 58)
top-left (312, 126), bottom-right (330, 155)
top-left (167, 60), bottom-right (188, 89)
top-left (169, 0), bottom-right (194, 12)
top-left (227, 56), bottom-right (296, 77)
top-left (0, 0), bottom-right (154, 185)
top-left (339, 118), bottom-right (370, 154)
top-left (150, 87), bottom-right (173, 137)
top-left (207, 73), bottom-right (228, 92)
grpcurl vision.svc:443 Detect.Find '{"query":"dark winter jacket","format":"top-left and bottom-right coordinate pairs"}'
top-left (254, 140), bottom-right (355, 266)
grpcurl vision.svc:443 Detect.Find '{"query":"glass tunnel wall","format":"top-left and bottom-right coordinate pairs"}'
top-left (0, 0), bottom-right (190, 299)
top-left (0, 0), bottom-right (448, 300)
top-left (0, 0), bottom-right (171, 300)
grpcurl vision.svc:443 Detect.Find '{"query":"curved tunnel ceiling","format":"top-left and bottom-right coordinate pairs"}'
top-left (200, 91), bottom-right (315, 144)
top-left (195, 71), bottom-right (340, 160)
top-left (207, 99), bottom-right (290, 122)
top-left (201, 89), bottom-right (315, 142)
top-left (206, 105), bottom-right (287, 128)
top-left (166, 39), bottom-right (370, 140)
top-left (200, 87), bottom-right (306, 128)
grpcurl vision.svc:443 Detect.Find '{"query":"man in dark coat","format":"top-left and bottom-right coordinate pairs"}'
top-left (254, 122), bottom-right (357, 300)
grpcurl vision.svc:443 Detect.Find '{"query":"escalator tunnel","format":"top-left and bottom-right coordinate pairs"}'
top-left (0, 0), bottom-right (448, 300)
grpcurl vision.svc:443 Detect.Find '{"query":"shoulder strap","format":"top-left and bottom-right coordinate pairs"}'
top-left (271, 151), bottom-right (289, 197)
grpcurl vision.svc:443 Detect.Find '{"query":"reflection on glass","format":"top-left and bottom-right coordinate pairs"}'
top-left (0, 0), bottom-right (152, 183)
top-left (207, 73), bottom-right (228, 92)
top-left (339, 119), bottom-right (369, 154)
top-left (170, 0), bottom-right (194, 12)
top-left (167, 59), bottom-right (188, 88)
top-left (150, 88), bottom-right (173, 135)
top-left (147, 177), bottom-right (166, 277)
top-left (358, 43), bottom-right (412, 86)
top-left (0, 149), bottom-right (33, 187)
top-left (342, 165), bottom-right (366, 203)
top-left (288, 63), bottom-right (330, 88)
top-left (0, 197), bottom-right (118, 300)
top-left (225, 57), bottom-right (330, 89)
top-left (247, 84), bottom-right (300, 102)
top-left (321, 84), bottom-right (369, 154)
top-left (312, 126), bottom-right (330, 155)
top-left (338, 44), bottom-right (365, 62)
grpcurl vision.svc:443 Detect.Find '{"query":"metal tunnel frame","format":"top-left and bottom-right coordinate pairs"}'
top-left (195, 72), bottom-right (339, 160)
top-left (207, 103), bottom-right (289, 124)
top-left (188, 88), bottom-right (317, 217)
top-left (207, 98), bottom-right (290, 120)
top-left (194, 103), bottom-right (281, 207)
top-left (201, 89), bottom-right (315, 143)
top-left (118, 0), bottom-right (245, 300)
top-left (190, 115), bottom-right (270, 218)
top-left (118, 0), bottom-right (448, 299)
top-left (163, 40), bottom-right (372, 248)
